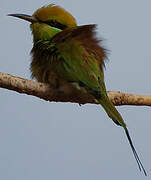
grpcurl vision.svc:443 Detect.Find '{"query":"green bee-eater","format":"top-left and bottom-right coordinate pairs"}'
top-left (8, 4), bottom-right (146, 175)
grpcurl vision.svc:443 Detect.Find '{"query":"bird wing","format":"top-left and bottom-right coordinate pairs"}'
top-left (51, 24), bottom-right (107, 93)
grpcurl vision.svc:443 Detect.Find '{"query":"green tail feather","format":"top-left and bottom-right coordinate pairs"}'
top-left (98, 96), bottom-right (147, 176)
top-left (98, 95), bottom-right (126, 127)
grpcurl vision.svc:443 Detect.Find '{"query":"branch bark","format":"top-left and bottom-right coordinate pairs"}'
top-left (0, 72), bottom-right (151, 106)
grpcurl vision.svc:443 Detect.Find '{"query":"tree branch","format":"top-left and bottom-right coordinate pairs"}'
top-left (0, 72), bottom-right (151, 106)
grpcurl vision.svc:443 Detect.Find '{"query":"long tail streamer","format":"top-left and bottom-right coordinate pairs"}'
top-left (125, 128), bottom-right (147, 176)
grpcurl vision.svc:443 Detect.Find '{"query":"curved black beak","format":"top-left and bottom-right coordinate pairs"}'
top-left (8, 14), bottom-right (37, 23)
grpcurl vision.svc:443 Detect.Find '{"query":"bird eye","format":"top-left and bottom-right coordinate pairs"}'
top-left (45, 20), bottom-right (67, 30)
top-left (51, 20), bottom-right (56, 26)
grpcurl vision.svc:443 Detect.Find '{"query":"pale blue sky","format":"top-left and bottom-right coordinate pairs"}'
top-left (0, 0), bottom-right (151, 179)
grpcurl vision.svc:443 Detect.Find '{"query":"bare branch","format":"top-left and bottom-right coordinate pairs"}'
top-left (0, 72), bottom-right (151, 106)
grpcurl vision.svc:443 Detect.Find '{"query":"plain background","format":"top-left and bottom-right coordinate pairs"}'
top-left (0, 0), bottom-right (151, 179)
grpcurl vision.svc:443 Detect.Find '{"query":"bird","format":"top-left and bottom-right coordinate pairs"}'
top-left (8, 4), bottom-right (146, 175)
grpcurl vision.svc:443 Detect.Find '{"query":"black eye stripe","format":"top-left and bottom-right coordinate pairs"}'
top-left (45, 20), bottom-right (67, 30)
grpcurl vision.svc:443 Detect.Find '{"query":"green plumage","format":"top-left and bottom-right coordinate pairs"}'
top-left (31, 25), bottom-right (105, 89)
top-left (8, 4), bottom-right (146, 175)
top-left (30, 24), bottom-right (126, 128)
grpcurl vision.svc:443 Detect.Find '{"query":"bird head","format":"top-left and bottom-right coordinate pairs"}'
top-left (8, 4), bottom-right (77, 41)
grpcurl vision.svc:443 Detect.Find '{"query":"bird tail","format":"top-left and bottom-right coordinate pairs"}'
top-left (97, 94), bottom-right (126, 127)
top-left (97, 95), bottom-right (147, 176)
